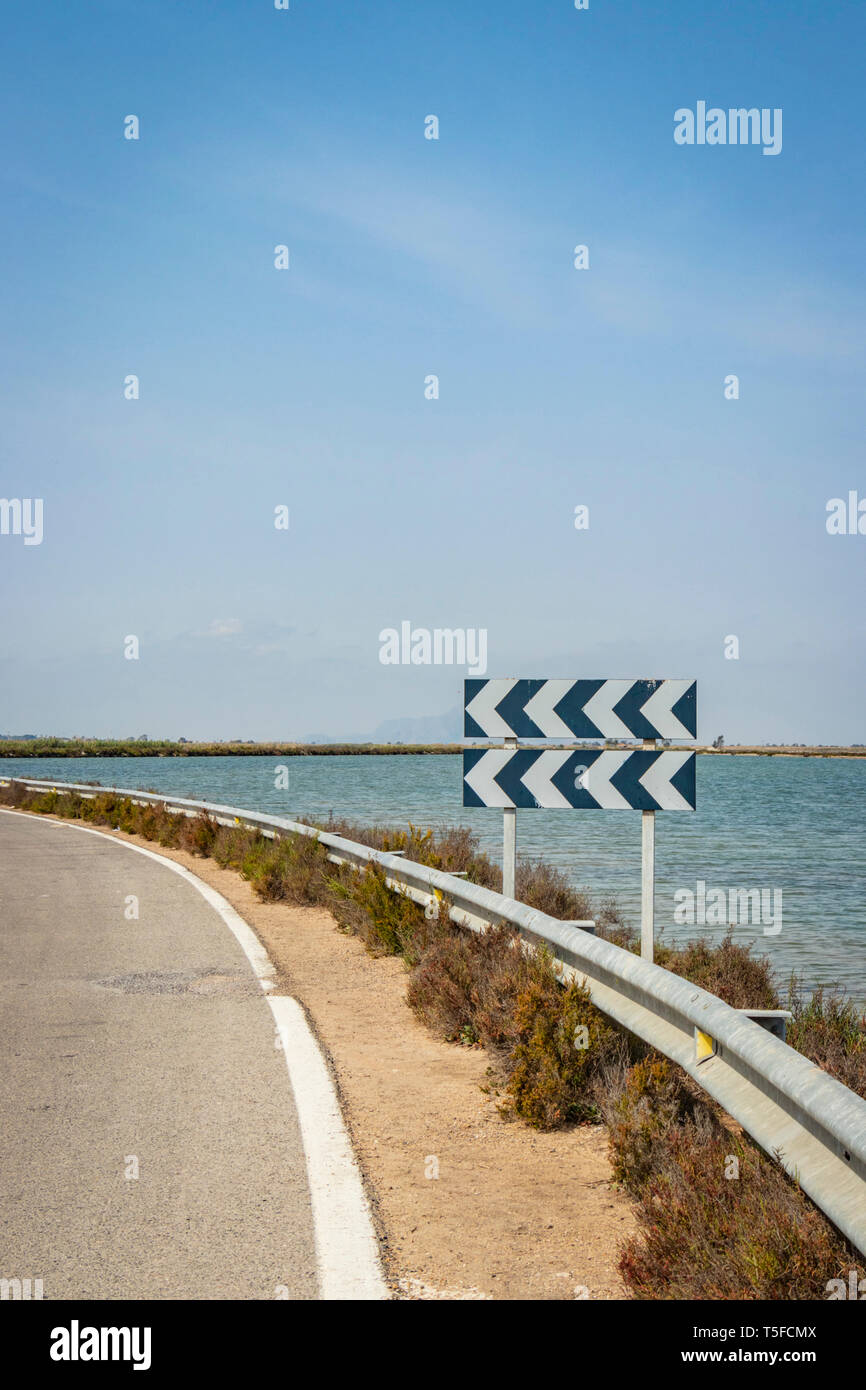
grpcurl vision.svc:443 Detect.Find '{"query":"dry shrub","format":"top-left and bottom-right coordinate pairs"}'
top-left (240, 832), bottom-right (332, 906)
top-left (622, 1127), bottom-right (863, 1300)
top-left (5, 780), bottom-right (30, 807)
top-left (604, 1055), bottom-right (864, 1299)
top-left (304, 816), bottom-right (603, 920)
top-left (179, 810), bottom-right (219, 857)
top-left (595, 896), bottom-right (637, 948)
top-left (787, 982), bottom-right (866, 1099)
top-left (211, 823), bottom-right (259, 870)
top-left (514, 857), bottom-right (593, 920)
top-left (136, 802), bottom-right (167, 843)
top-left (154, 809), bottom-right (187, 847)
top-left (406, 922), bottom-right (524, 1044)
top-left (431, 826), bottom-right (499, 883)
top-left (656, 933), bottom-right (779, 1009)
top-left (603, 1056), bottom-right (720, 1191)
top-left (407, 922), bottom-right (625, 1126)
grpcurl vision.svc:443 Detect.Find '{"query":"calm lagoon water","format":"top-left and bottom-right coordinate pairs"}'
top-left (4, 753), bottom-right (865, 1001)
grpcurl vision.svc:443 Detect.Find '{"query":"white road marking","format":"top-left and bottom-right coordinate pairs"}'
top-left (269, 995), bottom-right (387, 1300)
top-left (0, 809), bottom-right (390, 1301)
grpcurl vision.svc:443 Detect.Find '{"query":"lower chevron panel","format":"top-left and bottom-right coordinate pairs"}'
top-left (463, 748), bottom-right (696, 810)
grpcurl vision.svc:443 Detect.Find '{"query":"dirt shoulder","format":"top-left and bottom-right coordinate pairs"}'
top-left (23, 813), bottom-right (637, 1300)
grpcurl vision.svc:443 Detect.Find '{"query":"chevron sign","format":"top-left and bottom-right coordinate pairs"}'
top-left (464, 678), bottom-right (696, 741)
top-left (463, 748), bottom-right (696, 810)
top-left (467, 678), bottom-right (697, 745)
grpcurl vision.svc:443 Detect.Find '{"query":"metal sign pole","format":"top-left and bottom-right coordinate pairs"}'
top-left (641, 738), bottom-right (656, 961)
top-left (503, 809), bottom-right (516, 898)
top-left (503, 737), bottom-right (517, 898)
top-left (641, 808), bottom-right (655, 961)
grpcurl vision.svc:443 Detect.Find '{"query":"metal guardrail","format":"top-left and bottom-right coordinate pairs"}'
top-left (5, 775), bottom-right (866, 1258)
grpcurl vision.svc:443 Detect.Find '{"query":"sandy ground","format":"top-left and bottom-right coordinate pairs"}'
top-left (12, 813), bottom-right (637, 1300)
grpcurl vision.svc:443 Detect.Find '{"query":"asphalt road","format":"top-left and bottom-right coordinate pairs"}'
top-left (0, 811), bottom-right (320, 1299)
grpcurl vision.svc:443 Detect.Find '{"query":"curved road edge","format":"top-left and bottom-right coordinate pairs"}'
top-left (0, 808), bottom-right (390, 1302)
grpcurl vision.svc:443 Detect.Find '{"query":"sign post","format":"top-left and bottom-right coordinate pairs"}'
top-left (640, 738), bottom-right (656, 961)
top-left (503, 738), bottom-right (517, 898)
top-left (463, 678), bottom-right (698, 962)
top-left (503, 807), bottom-right (517, 898)
top-left (640, 811), bottom-right (655, 960)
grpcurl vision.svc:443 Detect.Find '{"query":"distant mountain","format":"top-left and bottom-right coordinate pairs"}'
top-left (299, 710), bottom-right (462, 745)
top-left (370, 707), bottom-right (462, 744)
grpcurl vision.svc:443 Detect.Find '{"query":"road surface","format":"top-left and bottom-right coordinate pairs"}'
top-left (0, 810), bottom-right (358, 1300)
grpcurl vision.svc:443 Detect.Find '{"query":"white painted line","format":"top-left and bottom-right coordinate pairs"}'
top-left (269, 995), bottom-right (388, 1300)
top-left (0, 809), bottom-right (390, 1302)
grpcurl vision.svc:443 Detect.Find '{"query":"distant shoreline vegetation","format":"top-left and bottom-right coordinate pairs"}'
top-left (0, 738), bottom-right (864, 759)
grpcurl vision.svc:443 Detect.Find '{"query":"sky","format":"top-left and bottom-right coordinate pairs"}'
top-left (1, 0), bottom-right (864, 743)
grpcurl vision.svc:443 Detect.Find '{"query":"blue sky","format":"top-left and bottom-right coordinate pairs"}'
top-left (1, 0), bottom-right (864, 742)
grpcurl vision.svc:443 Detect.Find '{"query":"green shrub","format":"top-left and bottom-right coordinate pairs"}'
top-left (329, 864), bottom-right (427, 956)
top-left (505, 966), bottom-right (617, 1127)
top-left (239, 833), bottom-right (332, 906)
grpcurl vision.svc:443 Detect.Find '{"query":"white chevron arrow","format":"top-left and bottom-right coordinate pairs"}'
top-left (464, 749), bottom-right (517, 806)
top-left (520, 750), bottom-right (573, 807)
top-left (523, 679), bottom-right (576, 738)
top-left (639, 680), bottom-right (694, 741)
top-left (638, 751), bottom-right (693, 810)
top-left (582, 751), bottom-right (632, 808)
top-left (465, 678), bottom-right (518, 737)
top-left (581, 680), bottom-right (636, 740)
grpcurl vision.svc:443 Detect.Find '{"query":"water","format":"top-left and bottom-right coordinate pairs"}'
top-left (4, 754), bottom-right (865, 1002)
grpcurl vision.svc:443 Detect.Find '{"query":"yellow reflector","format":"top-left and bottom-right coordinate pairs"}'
top-left (695, 1028), bottom-right (717, 1063)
